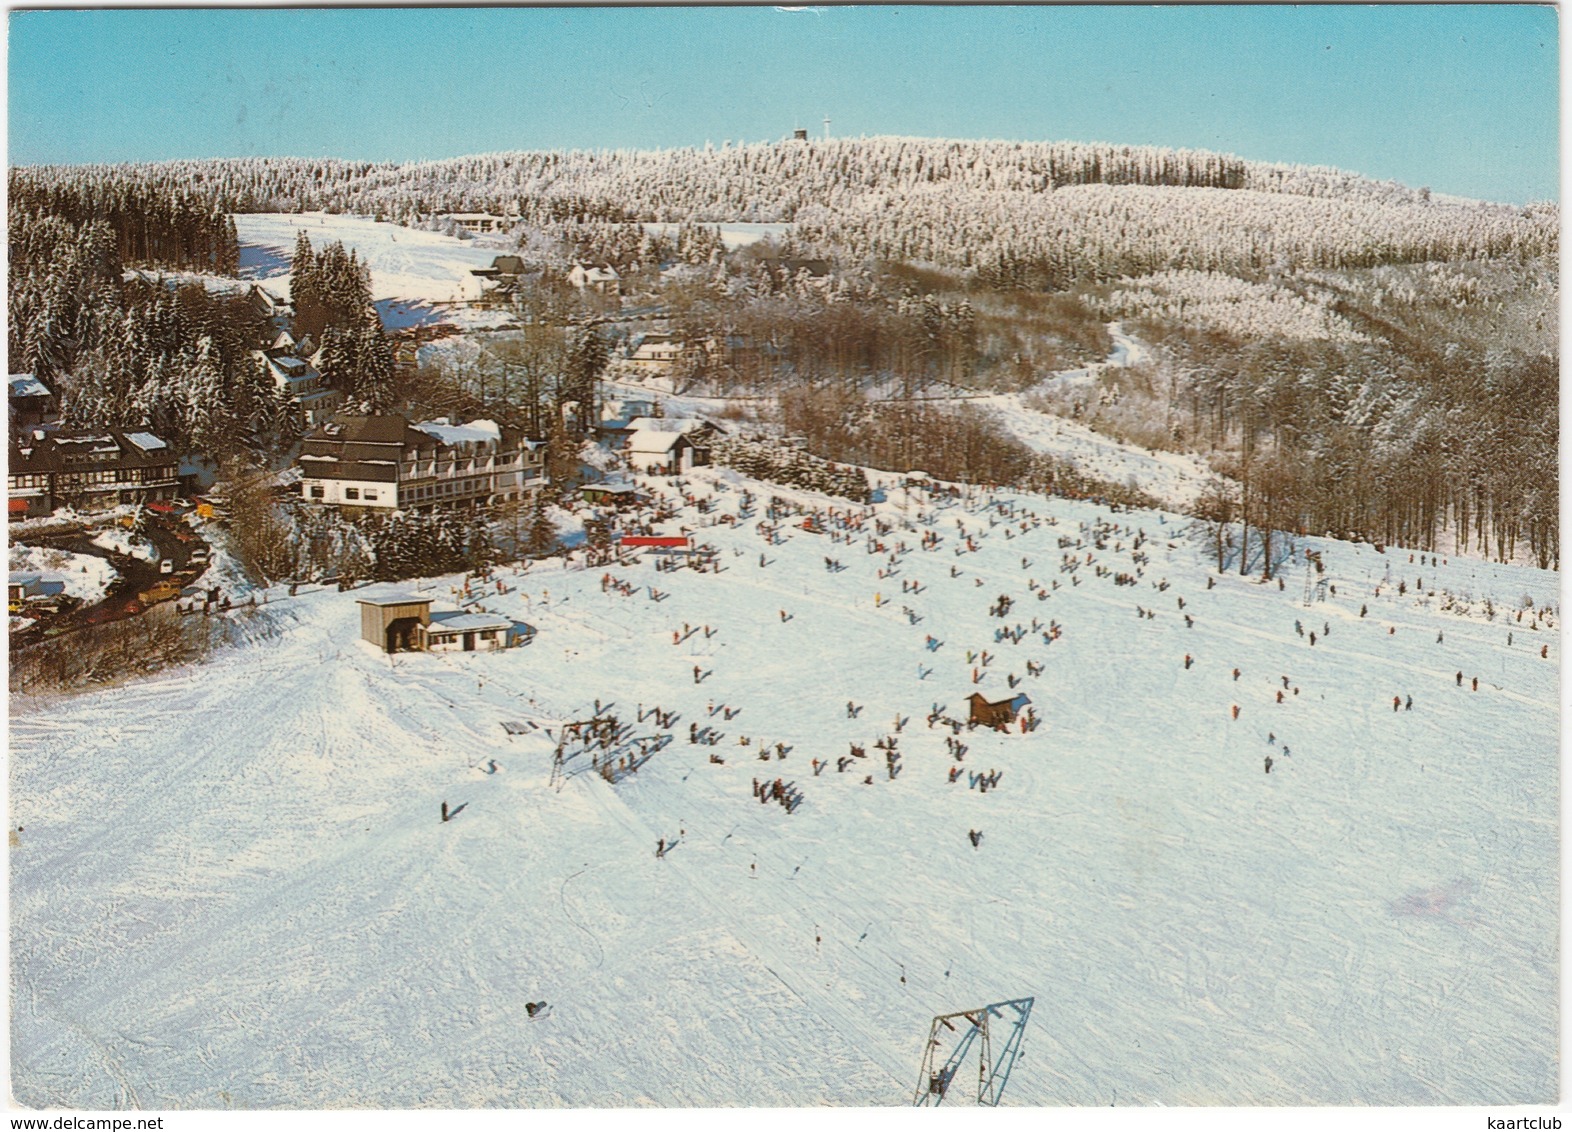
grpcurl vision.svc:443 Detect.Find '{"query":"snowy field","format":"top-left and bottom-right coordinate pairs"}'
top-left (9, 470), bottom-right (1558, 1108)
top-left (234, 212), bottom-right (503, 322)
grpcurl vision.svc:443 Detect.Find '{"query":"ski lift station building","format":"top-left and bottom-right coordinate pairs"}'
top-left (357, 593), bottom-right (524, 654)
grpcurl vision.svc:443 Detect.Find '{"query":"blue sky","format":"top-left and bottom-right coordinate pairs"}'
top-left (6, 5), bottom-right (1559, 202)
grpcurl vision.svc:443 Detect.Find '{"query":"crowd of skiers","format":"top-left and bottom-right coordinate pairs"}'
top-left (586, 470), bottom-right (1553, 864)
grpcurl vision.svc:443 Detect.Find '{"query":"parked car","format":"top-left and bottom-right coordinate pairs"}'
top-left (190, 546), bottom-right (209, 565)
top-left (139, 581), bottom-right (180, 605)
top-left (159, 559), bottom-right (174, 575)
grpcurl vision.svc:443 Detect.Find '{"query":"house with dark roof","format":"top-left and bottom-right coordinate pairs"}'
top-left (470, 255), bottom-right (532, 303)
top-left (8, 374), bottom-right (57, 429)
top-left (297, 415), bottom-right (546, 510)
top-left (8, 427), bottom-right (181, 519)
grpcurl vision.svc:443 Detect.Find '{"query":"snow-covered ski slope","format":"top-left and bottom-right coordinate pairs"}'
top-left (234, 212), bottom-right (501, 323)
top-left (10, 472), bottom-right (1557, 1107)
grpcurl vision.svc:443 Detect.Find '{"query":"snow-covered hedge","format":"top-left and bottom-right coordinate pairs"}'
top-left (1019, 454), bottom-right (1165, 513)
top-left (710, 438), bottom-right (871, 503)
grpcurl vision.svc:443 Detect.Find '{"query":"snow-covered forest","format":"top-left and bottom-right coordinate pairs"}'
top-left (12, 137), bottom-right (1556, 278)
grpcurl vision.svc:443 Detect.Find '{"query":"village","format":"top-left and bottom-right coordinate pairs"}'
top-left (5, 229), bottom-right (751, 655)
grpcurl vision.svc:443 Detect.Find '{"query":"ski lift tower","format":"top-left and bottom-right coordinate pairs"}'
top-left (912, 997), bottom-right (1034, 1106)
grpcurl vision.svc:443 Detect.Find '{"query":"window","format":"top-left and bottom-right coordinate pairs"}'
top-left (345, 488), bottom-right (360, 500)
top-left (310, 485), bottom-right (325, 500)
top-left (364, 490), bottom-right (378, 502)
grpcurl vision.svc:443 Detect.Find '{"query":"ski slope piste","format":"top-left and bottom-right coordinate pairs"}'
top-left (10, 466), bottom-right (1557, 1107)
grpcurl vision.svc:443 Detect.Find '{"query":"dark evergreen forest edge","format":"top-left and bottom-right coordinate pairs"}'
top-left (8, 137), bottom-right (1559, 569)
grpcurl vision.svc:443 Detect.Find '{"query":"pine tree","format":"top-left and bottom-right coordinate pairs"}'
top-left (526, 497), bottom-right (557, 558)
top-left (291, 231), bottom-right (321, 339)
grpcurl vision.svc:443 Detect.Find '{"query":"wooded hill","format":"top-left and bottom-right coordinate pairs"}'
top-left (11, 137), bottom-right (1556, 284)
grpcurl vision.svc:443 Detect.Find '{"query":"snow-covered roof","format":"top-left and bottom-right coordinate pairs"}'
top-left (428, 610), bottom-right (513, 633)
top-left (413, 419), bottom-right (502, 446)
top-left (627, 417), bottom-right (712, 435)
top-left (628, 430), bottom-right (688, 455)
top-left (125, 432), bottom-right (168, 453)
top-left (9, 374), bottom-right (50, 398)
top-left (356, 593), bottom-right (429, 608)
